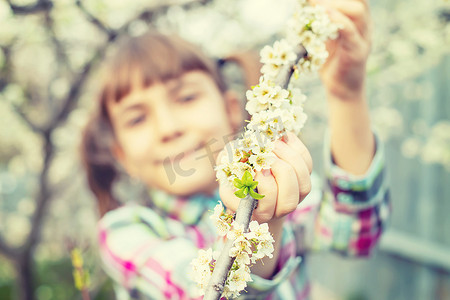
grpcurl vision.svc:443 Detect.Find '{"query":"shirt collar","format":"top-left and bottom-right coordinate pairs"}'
top-left (148, 188), bottom-right (220, 225)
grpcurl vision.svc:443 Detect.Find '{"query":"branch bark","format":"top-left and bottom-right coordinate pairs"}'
top-left (75, 0), bottom-right (115, 39)
top-left (23, 131), bottom-right (53, 251)
top-left (49, 50), bottom-right (100, 129)
top-left (11, 105), bottom-right (43, 133)
top-left (6, 0), bottom-right (53, 15)
top-left (0, 44), bottom-right (13, 93)
top-left (203, 45), bottom-right (307, 300)
top-left (43, 10), bottom-right (74, 75)
top-left (0, 236), bottom-right (17, 260)
top-left (204, 195), bottom-right (257, 299)
top-left (275, 45), bottom-right (307, 89)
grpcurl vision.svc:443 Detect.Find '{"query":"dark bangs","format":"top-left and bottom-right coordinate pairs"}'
top-left (99, 32), bottom-right (227, 105)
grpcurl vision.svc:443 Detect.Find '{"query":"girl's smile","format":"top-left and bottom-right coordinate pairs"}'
top-left (154, 141), bottom-right (205, 165)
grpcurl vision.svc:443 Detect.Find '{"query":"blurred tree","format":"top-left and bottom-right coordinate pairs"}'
top-left (0, 0), bottom-right (213, 299)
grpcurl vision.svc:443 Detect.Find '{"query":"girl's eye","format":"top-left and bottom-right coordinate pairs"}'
top-left (178, 93), bottom-right (198, 103)
top-left (126, 115), bottom-right (146, 127)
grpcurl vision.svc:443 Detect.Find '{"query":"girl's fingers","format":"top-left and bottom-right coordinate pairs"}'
top-left (252, 170), bottom-right (278, 223)
top-left (218, 170), bottom-right (278, 223)
top-left (309, 0), bottom-right (370, 41)
top-left (217, 133), bottom-right (313, 222)
top-left (327, 7), bottom-right (367, 53)
top-left (269, 156), bottom-right (300, 218)
top-left (284, 132), bottom-right (313, 174)
top-left (324, 0), bottom-right (370, 40)
top-left (218, 182), bottom-right (239, 214)
top-left (273, 138), bottom-right (312, 202)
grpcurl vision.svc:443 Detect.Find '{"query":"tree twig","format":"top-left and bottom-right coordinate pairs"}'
top-left (203, 45), bottom-right (307, 300)
top-left (275, 45), bottom-right (307, 89)
top-left (6, 0), bottom-right (53, 15)
top-left (75, 0), bottom-right (115, 39)
top-left (204, 195), bottom-right (257, 299)
top-left (0, 235), bottom-right (17, 260)
top-left (11, 105), bottom-right (43, 133)
top-left (43, 10), bottom-right (74, 75)
top-left (23, 131), bottom-right (53, 251)
top-left (49, 41), bottom-right (105, 129)
top-left (0, 44), bottom-right (13, 93)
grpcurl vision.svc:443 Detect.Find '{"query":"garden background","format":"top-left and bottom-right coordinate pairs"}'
top-left (0, 0), bottom-right (449, 299)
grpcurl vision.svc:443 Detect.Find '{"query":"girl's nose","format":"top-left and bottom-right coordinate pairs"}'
top-left (153, 103), bottom-right (183, 143)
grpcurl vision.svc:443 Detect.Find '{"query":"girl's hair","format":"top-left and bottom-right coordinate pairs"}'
top-left (81, 31), bottom-right (261, 217)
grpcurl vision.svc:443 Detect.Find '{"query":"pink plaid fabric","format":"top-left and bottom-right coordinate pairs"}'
top-left (97, 134), bottom-right (390, 299)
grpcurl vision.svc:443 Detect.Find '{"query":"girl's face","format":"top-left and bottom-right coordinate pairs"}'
top-left (107, 70), bottom-right (242, 196)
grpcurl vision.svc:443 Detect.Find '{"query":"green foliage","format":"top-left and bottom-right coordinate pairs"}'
top-left (35, 258), bottom-right (85, 299)
top-left (346, 291), bottom-right (369, 300)
top-left (0, 284), bottom-right (13, 300)
top-left (0, 258), bottom-right (115, 300)
top-left (233, 171), bottom-right (265, 200)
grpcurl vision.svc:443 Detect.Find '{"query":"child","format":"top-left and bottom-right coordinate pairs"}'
top-left (81, 0), bottom-right (390, 298)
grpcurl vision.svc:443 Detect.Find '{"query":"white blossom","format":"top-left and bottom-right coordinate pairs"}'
top-left (210, 202), bottom-right (231, 236)
top-left (260, 39), bottom-right (297, 66)
top-left (192, 248), bottom-right (213, 270)
top-left (286, 2), bottom-right (339, 47)
top-left (250, 139), bottom-right (274, 156)
top-left (232, 147), bottom-right (243, 163)
top-left (211, 202), bottom-right (224, 219)
top-left (299, 40), bottom-right (329, 73)
top-left (289, 88), bottom-right (307, 106)
top-left (252, 238), bottom-right (275, 263)
top-left (229, 236), bottom-right (252, 265)
top-left (238, 130), bottom-right (260, 151)
top-left (261, 62), bottom-right (282, 80)
top-left (247, 78), bottom-right (277, 105)
top-left (227, 222), bottom-right (245, 241)
top-left (191, 248), bottom-right (214, 293)
top-left (246, 98), bottom-right (269, 115)
top-left (248, 152), bottom-right (276, 171)
top-left (222, 286), bottom-right (241, 300)
top-left (246, 221), bottom-right (271, 240)
top-left (214, 162), bottom-right (234, 186)
top-left (224, 264), bottom-right (253, 298)
top-left (268, 86), bottom-right (290, 109)
top-left (229, 162), bottom-right (255, 181)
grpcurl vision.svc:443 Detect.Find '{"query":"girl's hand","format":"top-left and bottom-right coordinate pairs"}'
top-left (218, 132), bottom-right (313, 224)
top-left (312, 0), bottom-right (372, 101)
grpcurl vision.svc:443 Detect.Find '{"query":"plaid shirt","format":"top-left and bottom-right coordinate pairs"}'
top-left (97, 134), bottom-right (390, 299)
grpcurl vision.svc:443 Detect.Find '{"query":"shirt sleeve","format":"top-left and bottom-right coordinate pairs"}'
top-left (99, 204), bottom-right (307, 300)
top-left (312, 131), bottom-right (392, 256)
top-left (245, 223), bottom-right (303, 298)
top-left (97, 205), bottom-right (203, 299)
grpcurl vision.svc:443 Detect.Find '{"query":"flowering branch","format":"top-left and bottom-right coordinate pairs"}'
top-left (192, 1), bottom-right (339, 298)
top-left (269, 43), bottom-right (306, 89)
top-left (204, 194), bottom-right (257, 299)
top-left (202, 48), bottom-right (302, 299)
